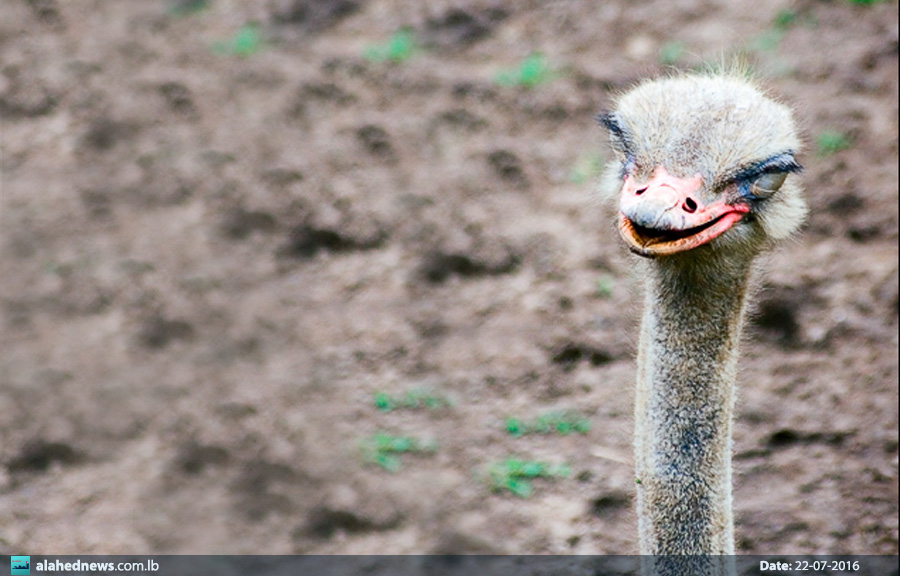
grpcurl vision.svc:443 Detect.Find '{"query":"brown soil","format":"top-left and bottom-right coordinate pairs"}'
top-left (1, 0), bottom-right (897, 556)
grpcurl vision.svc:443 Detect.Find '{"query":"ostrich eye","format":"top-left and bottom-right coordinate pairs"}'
top-left (750, 172), bottom-right (787, 198)
top-left (732, 152), bottom-right (801, 198)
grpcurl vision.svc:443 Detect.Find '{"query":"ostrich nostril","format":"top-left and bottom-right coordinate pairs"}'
top-left (635, 187), bottom-right (648, 196)
top-left (683, 197), bottom-right (698, 213)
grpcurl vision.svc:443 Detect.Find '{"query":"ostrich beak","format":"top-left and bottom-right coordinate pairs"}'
top-left (617, 166), bottom-right (750, 257)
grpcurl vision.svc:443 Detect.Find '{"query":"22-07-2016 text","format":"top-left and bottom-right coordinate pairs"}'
top-left (759, 559), bottom-right (861, 572)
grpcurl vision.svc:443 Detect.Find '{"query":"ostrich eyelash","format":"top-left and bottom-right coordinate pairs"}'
top-left (596, 112), bottom-right (638, 178)
top-left (596, 111), bottom-right (634, 154)
top-left (728, 152), bottom-right (803, 185)
top-left (596, 112), bottom-right (626, 140)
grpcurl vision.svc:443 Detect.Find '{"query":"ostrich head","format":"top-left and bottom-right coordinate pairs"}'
top-left (598, 72), bottom-right (807, 263)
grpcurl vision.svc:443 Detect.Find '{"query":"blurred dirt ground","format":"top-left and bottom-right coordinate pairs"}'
top-left (0, 0), bottom-right (897, 556)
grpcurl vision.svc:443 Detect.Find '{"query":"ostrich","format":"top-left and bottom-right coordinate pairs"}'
top-left (597, 71), bottom-right (806, 573)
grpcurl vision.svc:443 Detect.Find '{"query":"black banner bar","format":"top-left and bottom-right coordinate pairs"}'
top-left (1, 555), bottom-right (897, 576)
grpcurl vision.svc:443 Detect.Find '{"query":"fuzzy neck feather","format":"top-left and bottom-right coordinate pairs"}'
top-left (634, 251), bottom-right (756, 574)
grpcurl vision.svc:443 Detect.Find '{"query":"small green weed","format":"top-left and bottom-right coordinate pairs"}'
top-left (848, 0), bottom-right (890, 5)
top-left (570, 152), bottom-right (604, 184)
top-left (360, 432), bottom-right (438, 472)
top-left (168, 0), bottom-right (209, 17)
top-left (595, 275), bottom-right (615, 299)
top-left (506, 410), bottom-right (591, 437)
top-left (816, 130), bottom-right (852, 156)
top-left (772, 8), bottom-right (818, 32)
top-left (773, 9), bottom-right (799, 30)
top-left (658, 42), bottom-right (686, 66)
top-left (488, 458), bottom-right (571, 498)
top-left (747, 29), bottom-right (784, 53)
top-left (212, 24), bottom-right (263, 57)
top-left (495, 53), bottom-right (554, 88)
top-left (364, 29), bottom-right (415, 63)
top-left (374, 389), bottom-right (453, 412)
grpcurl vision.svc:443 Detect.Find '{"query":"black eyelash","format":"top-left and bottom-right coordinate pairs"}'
top-left (729, 152), bottom-right (803, 184)
top-left (596, 112), bottom-right (627, 142)
top-left (597, 111), bottom-right (636, 178)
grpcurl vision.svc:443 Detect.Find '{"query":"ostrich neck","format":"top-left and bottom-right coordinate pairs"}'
top-left (634, 256), bottom-right (754, 569)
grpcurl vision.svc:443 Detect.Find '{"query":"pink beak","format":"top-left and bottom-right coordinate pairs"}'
top-left (617, 166), bottom-right (750, 257)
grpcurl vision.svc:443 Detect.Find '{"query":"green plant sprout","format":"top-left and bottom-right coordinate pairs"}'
top-left (212, 24), bottom-right (263, 57)
top-left (658, 42), bottom-right (686, 66)
top-left (168, 0), bottom-right (209, 17)
top-left (848, 0), bottom-right (890, 5)
top-left (494, 53), bottom-right (554, 88)
top-left (570, 152), bottom-right (604, 184)
top-left (773, 8), bottom-right (799, 30)
top-left (747, 28), bottom-right (785, 53)
top-left (360, 432), bottom-right (438, 472)
top-left (748, 5), bottom-right (822, 53)
top-left (771, 8), bottom-right (818, 35)
top-left (374, 389), bottom-right (453, 412)
top-left (505, 410), bottom-right (591, 438)
top-left (364, 29), bottom-right (415, 63)
top-left (816, 130), bottom-right (852, 156)
top-left (488, 458), bottom-right (571, 498)
top-left (595, 274), bottom-right (615, 299)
